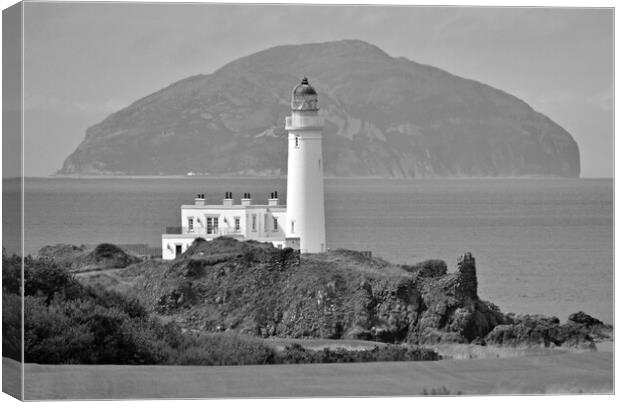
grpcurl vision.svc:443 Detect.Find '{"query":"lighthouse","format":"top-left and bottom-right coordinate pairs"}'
top-left (285, 77), bottom-right (326, 253)
top-left (161, 77), bottom-right (327, 259)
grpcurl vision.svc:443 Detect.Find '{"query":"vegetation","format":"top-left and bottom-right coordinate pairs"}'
top-left (422, 386), bottom-right (463, 395)
top-left (2, 253), bottom-right (437, 365)
top-left (274, 343), bottom-right (438, 364)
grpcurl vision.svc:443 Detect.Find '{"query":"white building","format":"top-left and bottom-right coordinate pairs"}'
top-left (162, 77), bottom-right (326, 259)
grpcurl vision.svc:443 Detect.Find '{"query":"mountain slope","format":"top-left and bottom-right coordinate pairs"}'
top-left (59, 40), bottom-right (580, 177)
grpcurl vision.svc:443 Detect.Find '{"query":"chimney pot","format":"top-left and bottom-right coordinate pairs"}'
top-left (223, 194), bottom-right (233, 207)
top-left (241, 192), bottom-right (252, 206)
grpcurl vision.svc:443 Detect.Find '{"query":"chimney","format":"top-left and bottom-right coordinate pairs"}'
top-left (223, 191), bottom-right (233, 207)
top-left (195, 193), bottom-right (205, 206)
top-left (241, 192), bottom-right (252, 206)
top-left (268, 191), bottom-right (279, 206)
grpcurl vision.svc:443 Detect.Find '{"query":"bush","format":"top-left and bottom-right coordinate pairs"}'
top-left (2, 293), bottom-right (22, 361)
top-left (24, 296), bottom-right (95, 364)
top-left (422, 386), bottom-right (462, 395)
top-left (23, 256), bottom-right (84, 302)
top-left (3, 254), bottom-right (280, 365)
top-left (172, 334), bottom-right (277, 365)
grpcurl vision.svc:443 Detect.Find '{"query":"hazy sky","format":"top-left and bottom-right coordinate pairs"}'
top-left (22, 2), bottom-right (613, 177)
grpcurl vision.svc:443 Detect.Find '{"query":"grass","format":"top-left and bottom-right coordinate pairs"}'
top-left (18, 351), bottom-right (613, 399)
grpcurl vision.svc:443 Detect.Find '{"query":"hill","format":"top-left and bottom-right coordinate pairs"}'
top-left (37, 243), bottom-right (141, 272)
top-left (59, 40), bottom-right (579, 177)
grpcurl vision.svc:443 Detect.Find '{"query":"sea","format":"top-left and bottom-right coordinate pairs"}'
top-left (3, 177), bottom-right (613, 324)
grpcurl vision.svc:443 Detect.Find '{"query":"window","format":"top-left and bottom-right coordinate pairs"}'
top-left (273, 217), bottom-right (278, 231)
top-left (294, 136), bottom-right (300, 148)
top-left (252, 214), bottom-right (257, 231)
top-left (234, 217), bottom-right (240, 232)
top-left (290, 220), bottom-right (295, 233)
top-left (188, 217), bottom-right (194, 232)
top-left (318, 159), bottom-right (321, 169)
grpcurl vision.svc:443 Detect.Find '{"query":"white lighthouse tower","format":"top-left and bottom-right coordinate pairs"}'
top-left (285, 77), bottom-right (326, 253)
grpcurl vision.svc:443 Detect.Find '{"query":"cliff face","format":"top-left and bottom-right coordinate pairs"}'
top-left (59, 40), bottom-right (580, 177)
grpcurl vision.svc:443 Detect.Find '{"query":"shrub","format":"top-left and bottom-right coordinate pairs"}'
top-left (24, 296), bottom-right (95, 364)
top-left (172, 334), bottom-right (277, 365)
top-left (2, 293), bottom-right (22, 361)
top-left (23, 257), bottom-right (84, 302)
top-left (274, 344), bottom-right (439, 364)
top-left (422, 386), bottom-right (463, 395)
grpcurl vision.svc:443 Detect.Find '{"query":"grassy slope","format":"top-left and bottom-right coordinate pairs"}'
top-left (19, 352), bottom-right (612, 399)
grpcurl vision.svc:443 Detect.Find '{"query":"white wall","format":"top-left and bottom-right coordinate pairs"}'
top-left (181, 207), bottom-right (248, 237)
top-left (285, 110), bottom-right (326, 253)
top-left (162, 204), bottom-right (290, 260)
top-left (161, 237), bottom-right (194, 260)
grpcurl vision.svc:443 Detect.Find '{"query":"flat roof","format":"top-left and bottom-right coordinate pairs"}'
top-left (182, 204), bottom-right (287, 211)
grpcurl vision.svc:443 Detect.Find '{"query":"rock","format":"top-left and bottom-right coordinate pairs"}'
top-left (59, 40), bottom-right (579, 178)
top-left (568, 311), bottom-right (603, 326)
top-left (484, 313), bottom-right (604, 349)
top-left (568, 311), bottom-right (613, 342)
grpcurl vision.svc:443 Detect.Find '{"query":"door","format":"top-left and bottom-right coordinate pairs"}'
top-left (175, 244), bottom-right (182, 257)
top-left (207, 217), bottom-right (219, 235)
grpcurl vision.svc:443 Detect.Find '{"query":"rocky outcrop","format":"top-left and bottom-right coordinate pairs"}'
top-left (72, 238), bottom-right (610, 350)
top-left (568, 311), bottom-right (613, 341)
top-left (109, 238), bottom-right (507, 344)
top-left (38, 243), bottom-right (140, 272)
top-left (485, 312), bottom-right (613, 350)
top-left (59, 40), bottom-right (580, 178)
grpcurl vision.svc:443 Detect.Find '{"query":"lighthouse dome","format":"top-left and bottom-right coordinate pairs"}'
top-left (291, 77), bottom-right (319, 111)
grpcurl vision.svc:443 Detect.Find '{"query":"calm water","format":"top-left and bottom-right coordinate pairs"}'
top-left (4, 177), bottom-right (613, 323)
